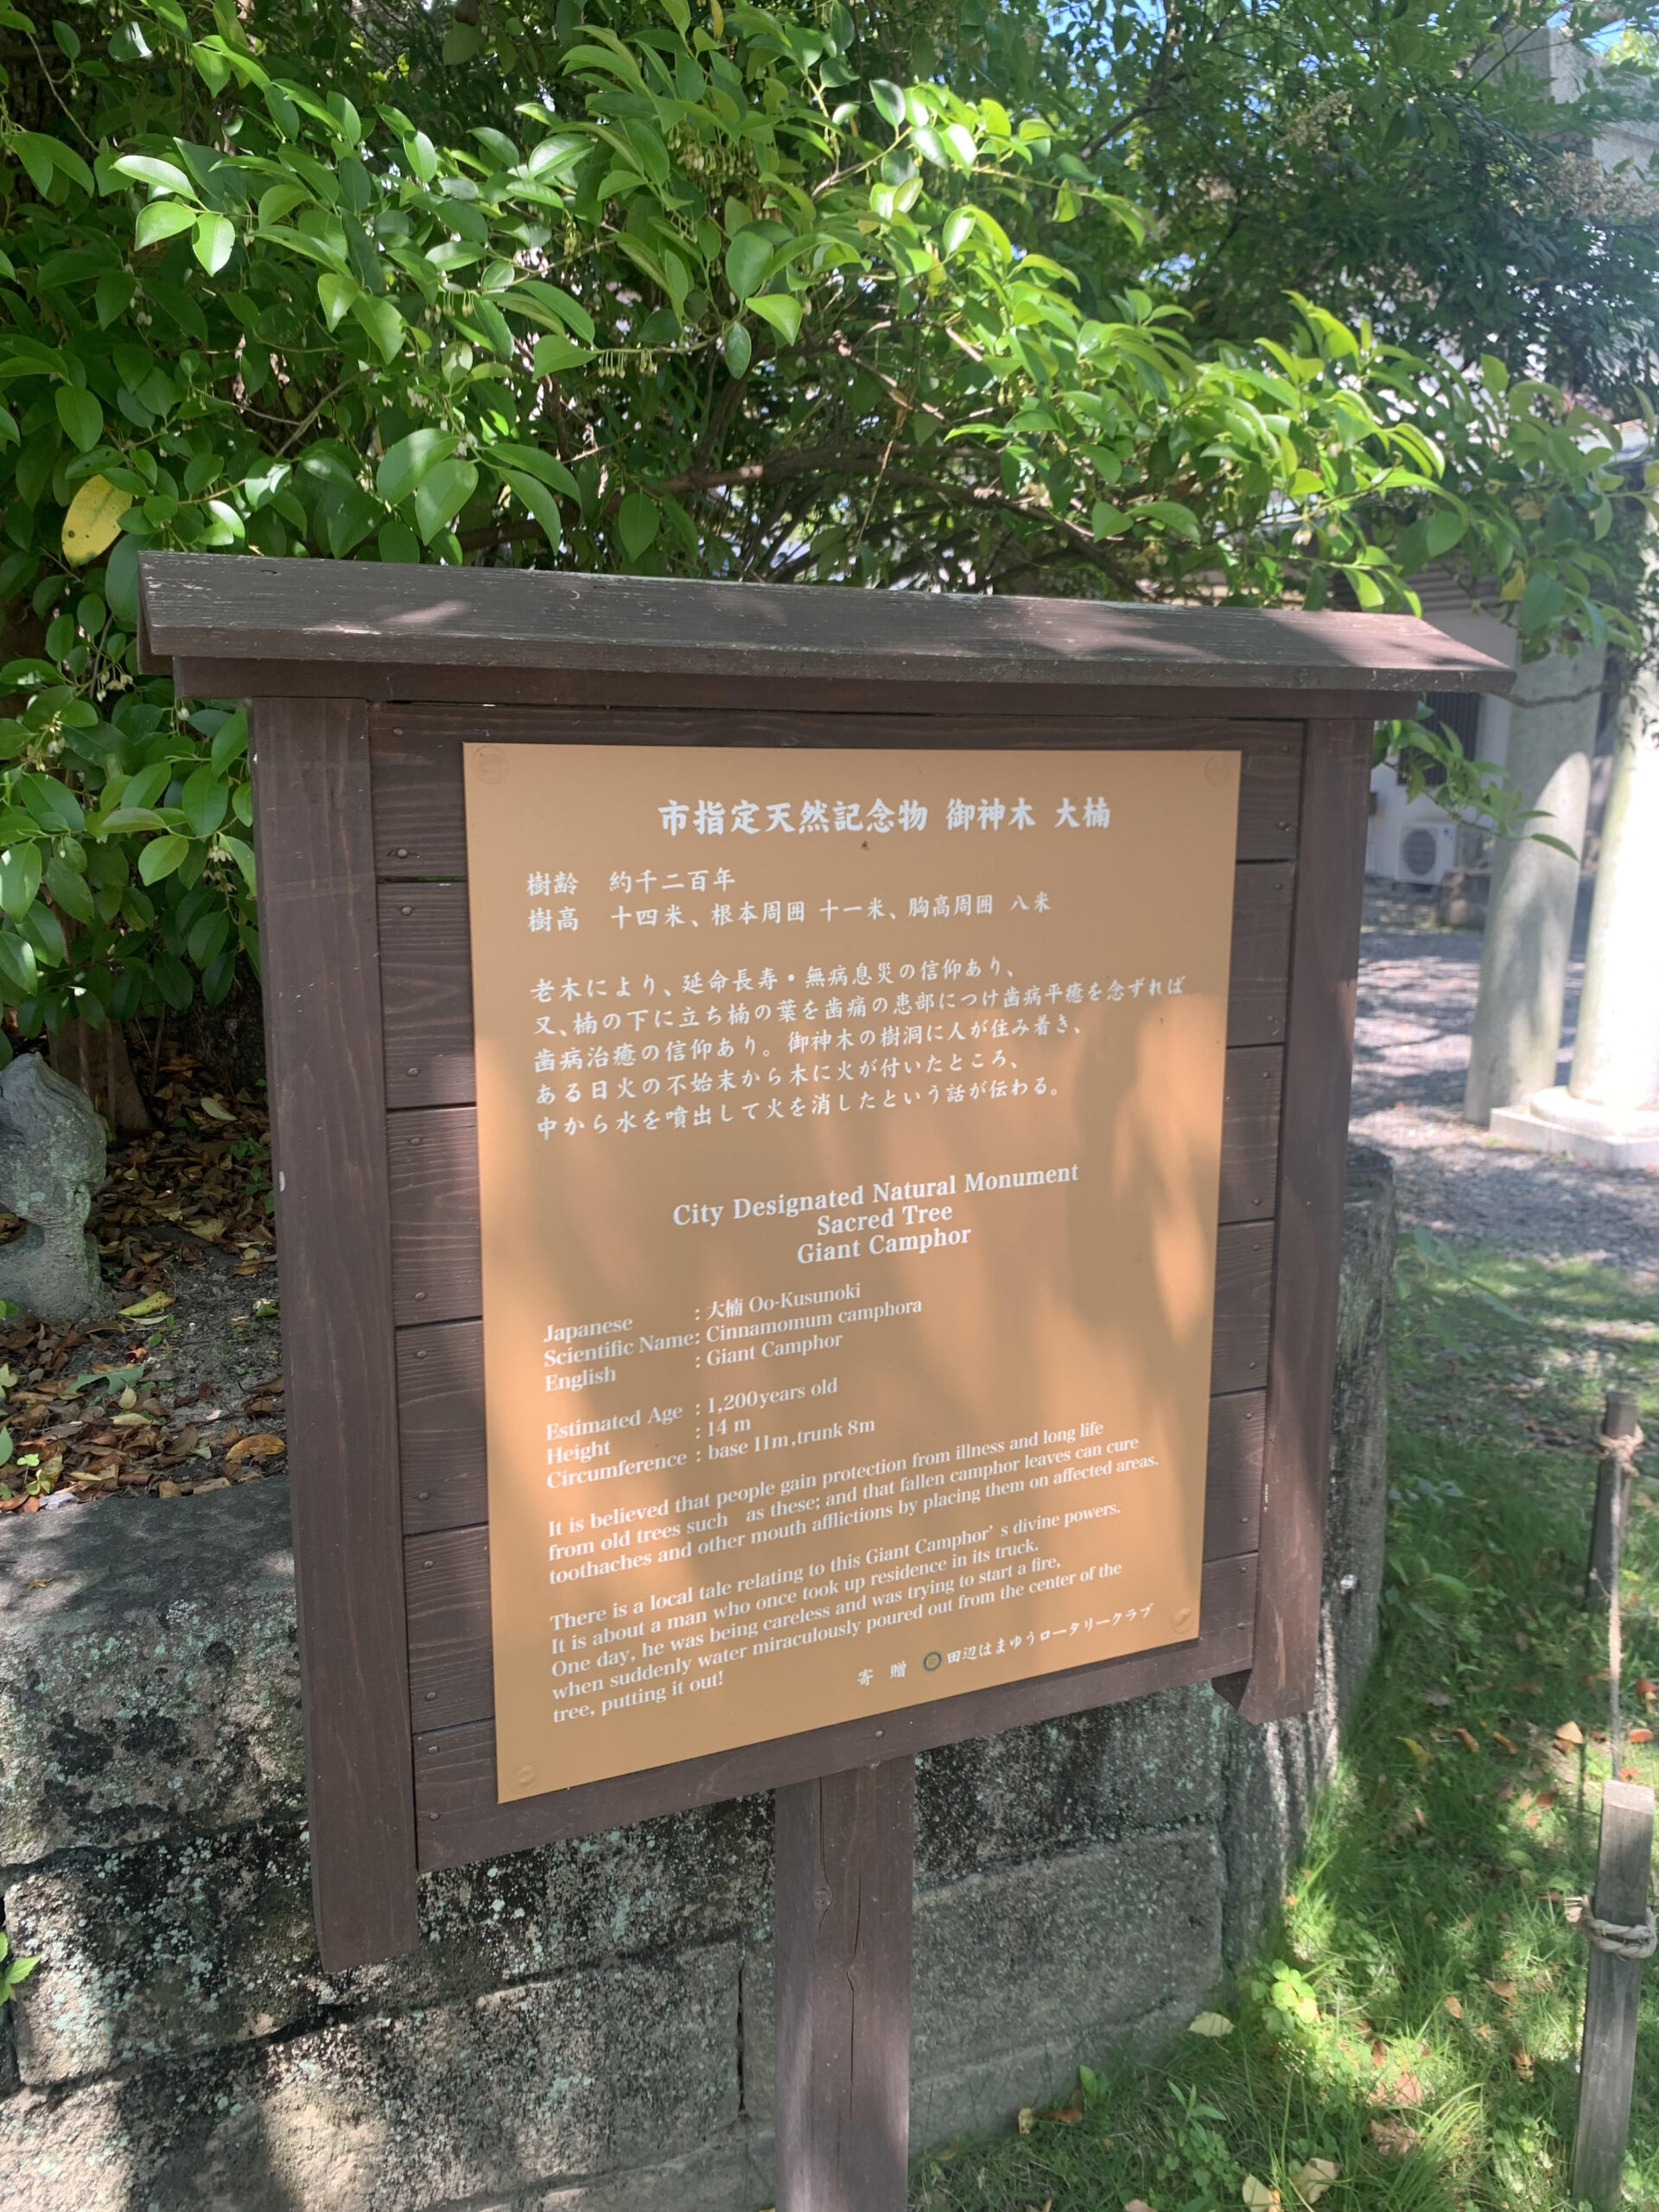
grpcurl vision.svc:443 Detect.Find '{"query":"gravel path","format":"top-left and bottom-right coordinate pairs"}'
top-left (1351, 882), bottom-right (1659, 1281)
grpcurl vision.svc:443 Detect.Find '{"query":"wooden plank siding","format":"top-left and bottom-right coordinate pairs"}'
top-left (375, 712), bottom-right (1289, 1873)
top-left (368, 711), bottom-right (1304, 880)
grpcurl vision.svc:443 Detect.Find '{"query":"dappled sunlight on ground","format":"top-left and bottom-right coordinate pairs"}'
top-left (1351, 884), bottom-right (1658, 1283)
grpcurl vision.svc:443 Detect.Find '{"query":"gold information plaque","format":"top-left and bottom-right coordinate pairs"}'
top-left (464, 744), bottom-right (1240, 1802)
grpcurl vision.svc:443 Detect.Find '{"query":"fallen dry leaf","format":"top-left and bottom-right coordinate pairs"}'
top-left (1535, 1788), bottom-right (1557, 1809)
top-left (1039, 2101), bottom-right (1083, 2125)
top-left (1292, 2158), bottom-right (1339, 2207)
top-left (226, 1433), bottom-right (286, 1461)
top-left (197, 1096), bottom-right (236, 1122)
top-left (1486, 1978), bottom-right (1517, 2002)
top-left (1443, 1993), bottom-right (1464, 2019)
top-left (1189, 2011), bottom-right (1234, 2037)
top-left (1124, 2202), bottom-right (1154, 2212)
top-left (1511, 2047), bottom-right (1534, 2081)
top-left (1017, 2107), bottom-right (1034, 2135)
top-left (1423, 1688), bottom-right (1452, 1707)
top-left (1555, 1720), bottom-right (1586, 1745)
top-left (1455, 1727), bottom-right (1479, 1753)
top-left (1372, 2070), bottom-right (1425, 2108)
top-left (1241, 2180), bottom-right (1281, 2211)
top-left (1369, 2115), bottom-right (1420, 2158)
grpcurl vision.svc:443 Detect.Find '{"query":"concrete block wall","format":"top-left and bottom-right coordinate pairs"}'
top-left (0, 1147), bottom-right (1396, 2212)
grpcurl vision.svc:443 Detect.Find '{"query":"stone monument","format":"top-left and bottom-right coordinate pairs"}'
top-left (0, 1052), bottom-right (107, 1321)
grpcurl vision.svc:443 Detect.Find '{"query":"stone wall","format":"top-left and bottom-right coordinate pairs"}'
top-left (0, 1147), bottom-right (1396, 2212)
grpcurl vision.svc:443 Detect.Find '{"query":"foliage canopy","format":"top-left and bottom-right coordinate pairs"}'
top-left (0, 0), bottom-right (1649, 1046)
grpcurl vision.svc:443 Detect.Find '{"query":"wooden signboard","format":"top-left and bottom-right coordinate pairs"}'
top-left (137, 553), bottom-right (1507, 2210)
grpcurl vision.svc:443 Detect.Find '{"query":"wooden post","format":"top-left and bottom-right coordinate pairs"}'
top-left (1572, 1778), bottom-right (1656, 2209)
top-left (1586, 1389), bottom-right (1642, 1606)
top-left (774, 1759), bottom-right (914, 2212)
top-left (251, 698), bottom-right (420, 1970)
top-left (1228, 719), bottom-right (1370, 1723)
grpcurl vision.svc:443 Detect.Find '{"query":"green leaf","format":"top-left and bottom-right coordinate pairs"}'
top-left (499, 468), bottom-right (563, 549)
top-left (413, 457), bottom-right (478, 543)
top-left (378, 519), bottom-right (420, 563)
top-left (725, 226), bottom-right (772, 300)
top-left (531, 334), bottom-right (596, 376)
top-left (1425, 508), bottom-right (1465, 557)
top-left (111, 153), bottom-right (195, 198)
top-left (748, 293), bottom-right (802, 345)
top-left (507, 280), bottom-right (594, 342)
top-left (487, 442), bottom-right (580, 499)
top-left (94, 271), bottom-right (137, 328)
top-left (316, 272), bottom-right (359, 330)
top-left (618, 492), bottom-right (658, 558)
top-left (98, 805), bottom-right (169, 833)
top-left (1134, 499), bottom-right (1201, 541)
top-left (44, 855), bottom-right (93, 924)
top-left (22, 898), bottom-right (66, 966)
top-left (0, 844), bottom-right (41, 919)
top-left (16, 130), bottom-right (93, 198)
top-left (1090, 500), bottom-right (1128, 537)
top-left (0, 932), bottom-right (36, 997)
top-left (54, 387), bottom-right (104, 454)
top-left (193, 212), bottom-right (236, 276)
top-left (942, 207), bottom-right (976, 257)
top-left (721, 321), bottom-right (752, 377)
top-left (352, 292), bottom-right (406, 364)
top-left (181, 765), bottom-right (229, 838)
top-left (870, 79), bottom-right (906, 130)
top-left (216, 834), bottom-right (257, 891)
top-left (137, 834), bottom-right (190, 886)
top-left (135, 201), bottom-right (197, 250)
top-left (377, 429), bottom-right (462, 506)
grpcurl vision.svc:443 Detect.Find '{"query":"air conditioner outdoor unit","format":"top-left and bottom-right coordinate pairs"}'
top-left (1393, 820), bottom-right (1458, 887)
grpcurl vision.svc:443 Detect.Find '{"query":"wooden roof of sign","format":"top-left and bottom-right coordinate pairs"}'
top-left (137, 552), bottom-right (1512, 713)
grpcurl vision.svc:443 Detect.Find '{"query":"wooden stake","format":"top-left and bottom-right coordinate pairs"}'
top-left (1571, 1778), bottom-right (1656, 2210)
top-left (775, 1758), bottom-right (914, 2212)
top-left (1586, 1389), bottom-right (1641, 1608)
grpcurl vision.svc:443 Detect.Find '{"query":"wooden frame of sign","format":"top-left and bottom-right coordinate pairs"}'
top-left (138, 553), bottom-right (1506, 2211)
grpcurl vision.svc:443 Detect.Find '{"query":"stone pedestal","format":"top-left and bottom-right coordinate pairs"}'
top-left (1490, 1085), bottom-right (1659, 1170)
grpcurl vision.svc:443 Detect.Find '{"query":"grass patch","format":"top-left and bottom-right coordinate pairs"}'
top-left (909, 1240), bottom-right (1659, 2211)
